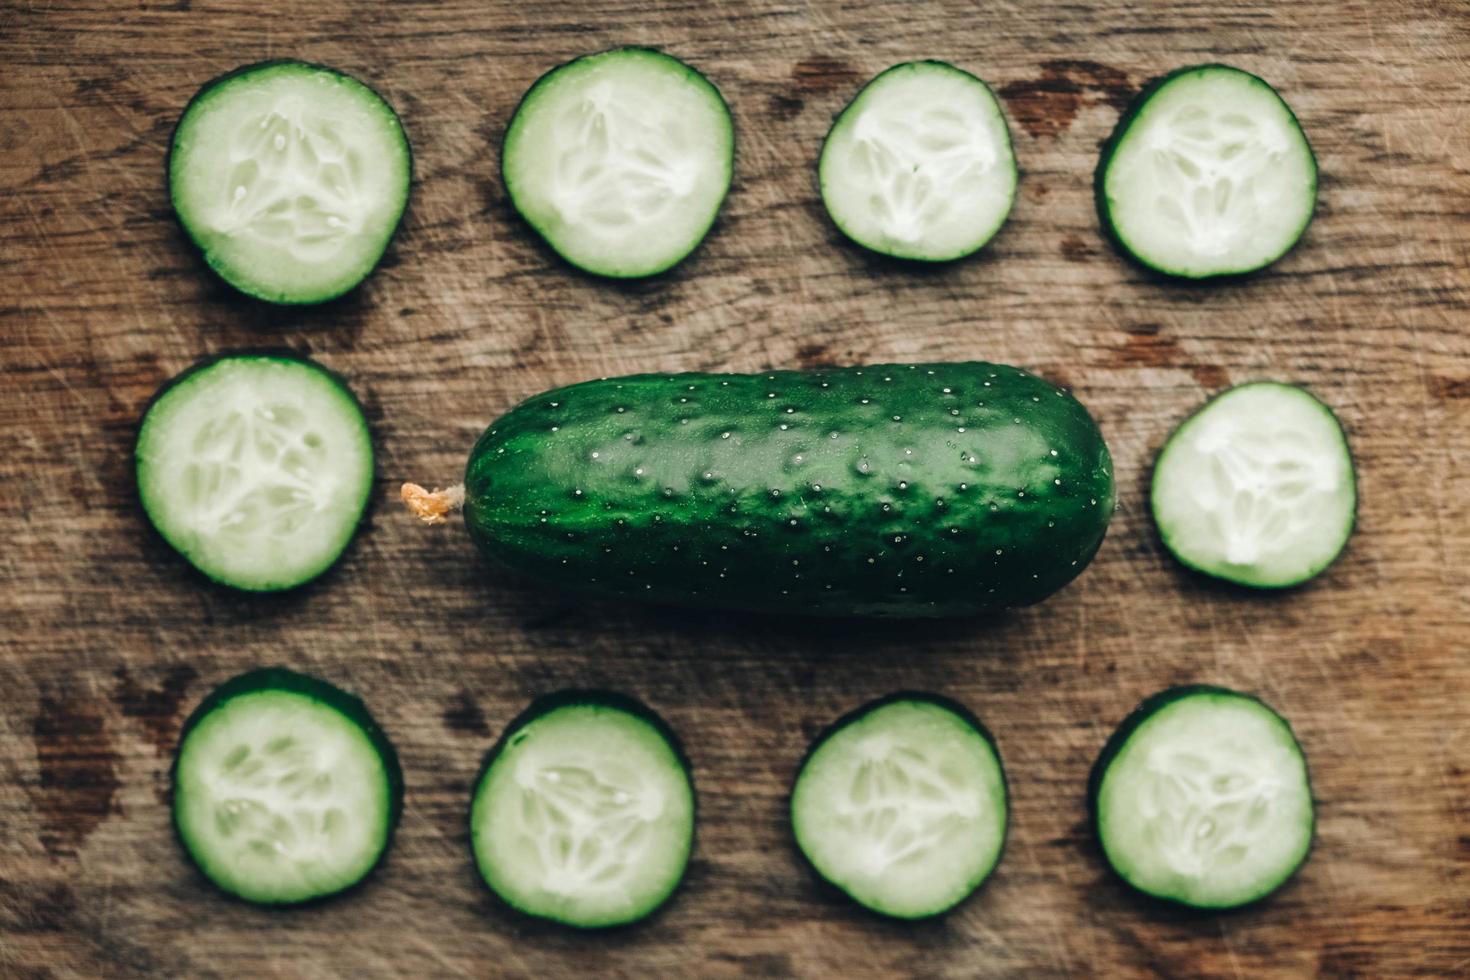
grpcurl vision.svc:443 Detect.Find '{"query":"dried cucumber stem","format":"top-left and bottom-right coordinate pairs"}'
top-left (400, 482), bottom-right (465, 525)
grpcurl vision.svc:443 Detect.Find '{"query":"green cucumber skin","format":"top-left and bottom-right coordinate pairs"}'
top-left (469, 690), bottom-right (696, 928)
top-left (168, 60), bottom-right (413, 305)
top-left (170, 668), bottom-right (404, 905)
top-left (1093, 64), bottom-right (1318, 281)
top-left (1086, 684), bottom-right (1316, 909)
top-left (464, 363), bottom-right (1114, 617)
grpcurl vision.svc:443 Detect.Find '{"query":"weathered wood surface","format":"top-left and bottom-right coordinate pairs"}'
top-left (2, 1), bottom-right (1468, 976)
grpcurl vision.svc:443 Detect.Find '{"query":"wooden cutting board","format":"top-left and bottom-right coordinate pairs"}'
top-left (3, 1), bottom-right (1467, 975)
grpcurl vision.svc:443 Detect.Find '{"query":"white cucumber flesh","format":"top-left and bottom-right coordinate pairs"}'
top-left (502, 48), bottom-right (734, 278)
top-left (820, 62), bottom-right (1016, 261)
top-left (170, 61), bottom-right (411, 303)
top-left (173, 674), bottom-right (399, 905)
top-left (470, 698), bottom-right (694, 928)
top-left (792, 697), bottom-right (1006, 919)
top-left (135, 355), bottom-right (374, 592)
top-left (1151, 382), bottom-right (1355, 588)
top-left (1094, 688), bottom-right (1313, 909)
top-left (1099, 65), bottom-right (1316, 278)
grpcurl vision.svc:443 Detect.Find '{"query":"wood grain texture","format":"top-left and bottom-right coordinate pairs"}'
top-left (2, 0), bottom-right (1468, 975)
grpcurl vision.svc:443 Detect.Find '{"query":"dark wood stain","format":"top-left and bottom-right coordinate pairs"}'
top-left (31, 691), bottom-right (122, 858)
top-left (999, 59), bottom-right (1134, 138)
top-left (1113, 322), bottom-right (1181, 367)
top-left (0, 878), bottom-right (76, 933)
top-left (112, 665), bottom-right (198, 756)
top-left (1427, 374), bottom-right (1470, 399)
top-left (1060, 234), bottom-right (1098, 262)
top-left (791, 57), bottom-right (863, 95)
top-left (768, 92), bottom-right (805, 121)
top-left (442, 689), bottom-right (492, 737)
top-left (710, 950), bottom-right (796, 974)
top-left (1189, 363), bottom-right (1230, 390)
top-left (1109, 324), bottom-right (1229, 389)
top-left (795, 342), bottom-right (835, 369)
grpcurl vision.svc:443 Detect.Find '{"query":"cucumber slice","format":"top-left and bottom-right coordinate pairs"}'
top-left (1151, 382), bottom-right (1355, 588)
top-left (169, 61), bottom-right (412, 304)
top-left (819, 62), bottom-right (1016, 261)
top-left (1090, 686), bottom-right (1313, 909)
top-left (172, 669), bottom-right (402, 905)
top-left (469, 692), bottom-right (695, 928)
top-left (501, 47), bottom-right (734, 278)
top-left (1096, 65), bottom-right (1316, 278)
top-left (791, 695), bottom-right (1007, 919)
top-left (135, 352), bottom-right (375, 592)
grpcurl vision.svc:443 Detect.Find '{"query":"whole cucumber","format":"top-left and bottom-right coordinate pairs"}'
top-left (462, 363), bottom-right (1113, 617)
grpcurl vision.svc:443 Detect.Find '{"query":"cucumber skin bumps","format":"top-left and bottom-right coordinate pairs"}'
top-left (456, 363), bottom-right (1114, 617)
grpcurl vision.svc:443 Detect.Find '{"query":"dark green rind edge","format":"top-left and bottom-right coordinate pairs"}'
top-left (170, 667), bottom-right (405, 906)
top-left (1149, 380), bottom-right (1357, 589)
top-left (167, 59), bottom-right (414, 305)
top-left (790, 692), bottom-right (1010, 921)
top-left (1086, 684), bottom-right (1315, 911)
top-left (500, 46), bottom-right (735, 280)
top-left (467, 689), bottom-right (697, 929)
top-left (133, 349), bottom-right (376, 593)
top-left (1093, 64), bottom-right (1318, 281)
top-left (817, 60), bottom-right (1018, 264)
